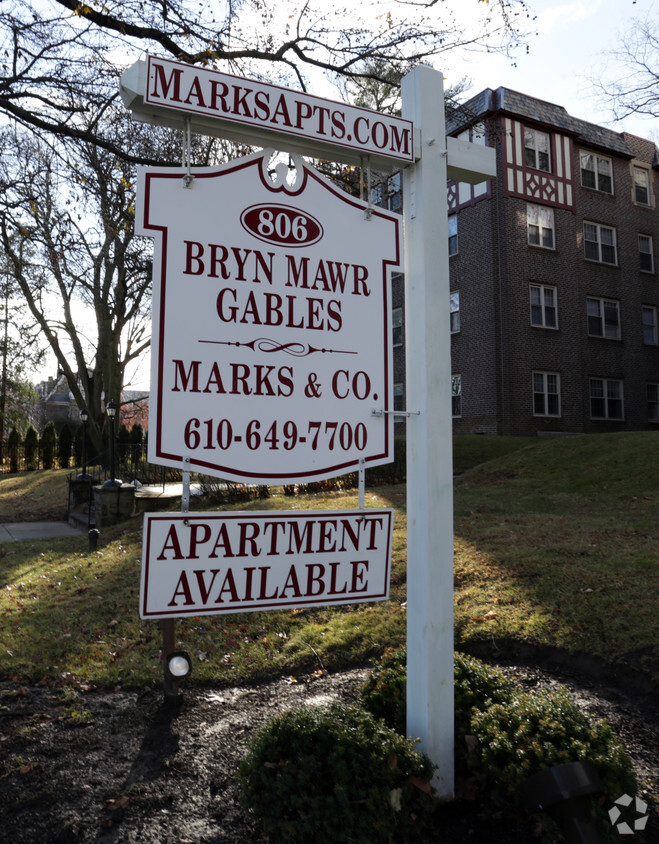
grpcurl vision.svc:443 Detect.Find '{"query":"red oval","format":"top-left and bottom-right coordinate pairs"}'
top-left (240, 204), bottom-right (323, 247)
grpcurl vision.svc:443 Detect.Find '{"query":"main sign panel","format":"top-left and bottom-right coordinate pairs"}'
top-left (140, 509), bottom-right (393, 618)
top-left (137, 150), bottom-right (399, 482)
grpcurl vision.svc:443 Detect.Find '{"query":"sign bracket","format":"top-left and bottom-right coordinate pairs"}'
top-left (182, 118), bottom-right (194, 189)
top-left (371, 408), bottom-right (420, 418)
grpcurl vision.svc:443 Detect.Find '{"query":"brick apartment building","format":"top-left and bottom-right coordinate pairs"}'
top-left (384, 87), bottom-right (659, 436)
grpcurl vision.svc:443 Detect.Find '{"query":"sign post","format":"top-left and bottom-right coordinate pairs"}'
top-left (121, 56), bottom-right (496, 796)
top-left (401, 65), bottom-right (495, 798)
top-left (402, 65), bottom-right (455, 799)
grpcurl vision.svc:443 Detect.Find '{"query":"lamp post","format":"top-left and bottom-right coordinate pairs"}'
top-left (103, 400), bottom-right (122, 488)
top-left (77, 407), bottom-right (93, 481)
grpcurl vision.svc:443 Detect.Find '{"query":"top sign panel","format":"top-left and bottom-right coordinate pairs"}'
top-left (120, 56), bottom-right (417, 172)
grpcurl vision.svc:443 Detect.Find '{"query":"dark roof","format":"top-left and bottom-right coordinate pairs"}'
top-left (446, 86), bottom-right (643, 158)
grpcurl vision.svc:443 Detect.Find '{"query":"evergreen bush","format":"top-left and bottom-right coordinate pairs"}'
top-left (117, 423), bottom-right (131, 462)
top-left (470, 687), bottom-right (636, 811)
top-left (58, 424), bottom-right (74, 469)
top-left (359, 648), bottom-right (636, 841)
top-left (359, 647), bottom-right (514, 750)
top-left (40, 421), bottom-right (57, 470)
top-left (24, 425), bottom-right (38, 470)
top-left (8, 427), bottom-right (21, 473)
top-left (238, 703), bottom-right (435, 843)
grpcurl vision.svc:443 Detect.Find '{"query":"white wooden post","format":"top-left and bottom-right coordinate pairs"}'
top-left (402, 65), bottom-right (455, 799)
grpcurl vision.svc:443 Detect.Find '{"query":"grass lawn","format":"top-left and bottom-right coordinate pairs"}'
top-left (0, 468), bottom-right (70, 522)
top-left (0, 432), bottom-right (657, 689)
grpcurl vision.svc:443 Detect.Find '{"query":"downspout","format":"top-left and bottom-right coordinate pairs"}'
top-left (493, 111), bottom-right (509, 435)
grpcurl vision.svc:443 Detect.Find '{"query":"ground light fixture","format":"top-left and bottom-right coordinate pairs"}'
top-left (518, 760), bottom-right (603, 844)
top-left (164, 651), bottom-right (193, 700)
top-left (166, 651), bottom-right (193, 680)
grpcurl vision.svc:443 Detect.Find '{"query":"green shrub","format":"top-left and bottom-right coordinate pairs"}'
top-left (453, 653), bottom-right (514, 764)
top-left (40, 421), bottom-right (57, 470)
top-left (359, 647), bottom-right (514, 749)
top-left (359, 645), bottom-right (408, 734)
top-left (58, 424), bottom-right (73, 469)
top-left (8, 427), bottom-right (21, 472)
top-left (117, 424), bottom-right (131, 462)
top-left (359, 648), bottom-right (635, 839)
top-left (470, 687), bottom-right (636, 808)
top-left (238, 703), bottom-right (435, 843)
top-left (130, 423), bottom-right (144, 446)
top-left (24, 425), bottom-right (38, 470)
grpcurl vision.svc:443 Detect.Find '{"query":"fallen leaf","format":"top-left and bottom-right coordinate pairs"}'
top-left (409, 775), bottom-right (432, 794)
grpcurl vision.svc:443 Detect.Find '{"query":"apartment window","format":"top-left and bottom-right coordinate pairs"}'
top-left (642, 306), bottom-right (658, 344)
top-left (587, 297), bottom-right (620, 339)
top-left (448, 215), bottom-right (458, 256)
top-left (648, 383), bottom-right (659, 422)
top-left (639, 235), bottom-right (654, 273)
top-left (580, 152), bottom-right (613, 194)
top-left (524, 128), bottom-right (550, 172)
top-left (450, 291), bottom-right (460, 333)
top-left (452, 374), bottom-right (462, 417)
top-left (388, 172), bottom-right (402, 212)
top-left (530, 284), bottom-right (558, 328)
top-left (393, 382), bottom-right (404, 413)
top-left (527, 204), bottom-right (554, 249)
top-left (583, 222), bottom-right (617, 265)
top-left (533, 371), bottom-right (560, 417)
top-left (633, 166), bottom-right (650, 205)
top-left (590, 378), bottom-right (623, 420)
top-left (373, 173), bottom-right (402, 211)
top-left (392, 307), bottom-right (403, 347)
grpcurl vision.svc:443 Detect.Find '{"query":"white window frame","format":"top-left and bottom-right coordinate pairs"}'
top-left (533, 371), bottom-right (561, 417)
top-left (392, 307), bottom-right (403, 347)
top-left (580, 151), bottom-right (613, 194)
top-left (583, 221), bottom-right (617, 265)
top-left (527, 204), bottom-right (555, 249)
top-left (648, 383), bottom-right (659, 423)
top-left (642, 306), bottom-right (658, 345)
top-left (530, 283), bottom-right (558, 329)
top-left (451, 374), bottom-right (462, 418)
top-left (450, 291), bottom-right (460, 333)
top-left (448, 214), bottom-right (458, 256)
top-left (589, 378), bottom-right (624, 420)
top-left (633, 165), bottom-right (651, 206)
top-left (639, 234), bottom-right (654, 273)
top-left (524, 128), bottom-right (551, 172)
top-left (587, 297), bottom-right (621, 340)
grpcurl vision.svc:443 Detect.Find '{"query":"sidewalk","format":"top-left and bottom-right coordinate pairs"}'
top-left (0, 521), bottom-right (85, 543)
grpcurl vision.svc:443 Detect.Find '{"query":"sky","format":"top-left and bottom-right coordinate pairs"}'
top-left (31, 0), bottom-right (658, 392)
top-left (447, 0), bottom-right (657, 139)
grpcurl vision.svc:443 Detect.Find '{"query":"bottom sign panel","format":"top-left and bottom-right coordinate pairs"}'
top-left (140, 509), bottom-right (393, 619)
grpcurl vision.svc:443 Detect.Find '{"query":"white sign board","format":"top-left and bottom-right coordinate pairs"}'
top-left (121, 56), bottom-right (417, 172)
top-left (140, 509), bottom-right (393, 618)
top-left (136, 150), bottom-right (399, 483)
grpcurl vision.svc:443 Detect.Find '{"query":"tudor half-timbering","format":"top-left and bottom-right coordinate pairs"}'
top-left (385, 87), bottom-right (659, 436)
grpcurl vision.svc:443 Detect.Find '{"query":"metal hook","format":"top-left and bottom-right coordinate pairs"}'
top-left (183, 118), bottom-right (194, 189)
top-left (365, 157), bottom-right (373, 220)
